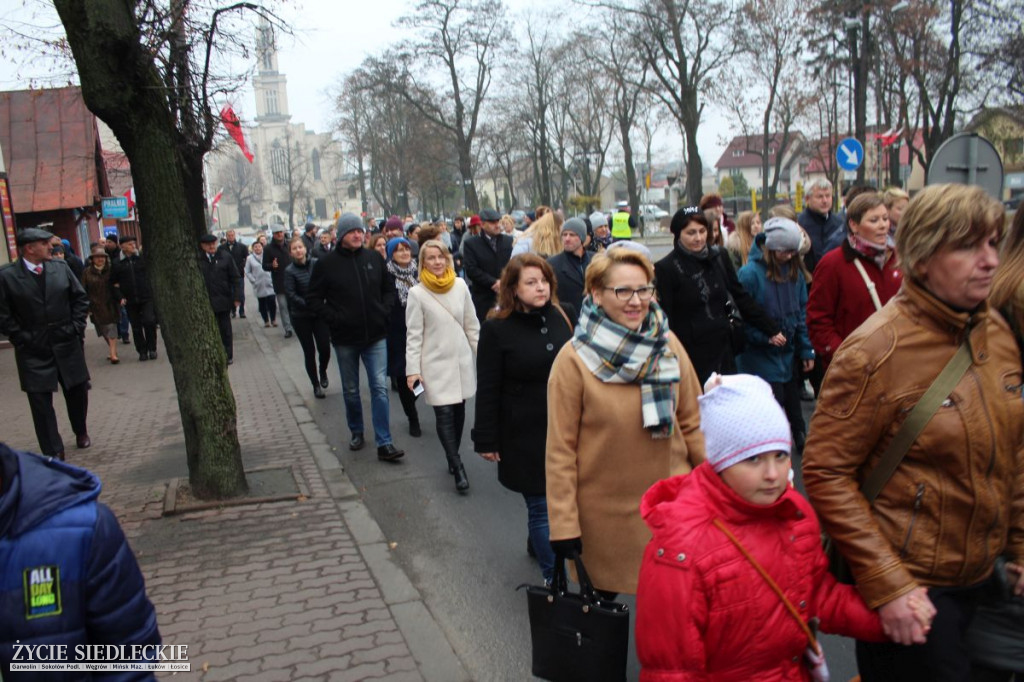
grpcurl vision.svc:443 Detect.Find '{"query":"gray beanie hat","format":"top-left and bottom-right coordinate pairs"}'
top-left (336, 213), bottom-right (365, 240)
top-left (589, 211), bottom-right (608, 229)
top-left (763, 217), bottom-right (802, 252)
top-left (562, 218), bottom-right (587, 242)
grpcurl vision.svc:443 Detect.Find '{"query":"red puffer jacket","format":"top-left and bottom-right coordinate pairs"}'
top-left (636, 463), bottom-right (884, 682)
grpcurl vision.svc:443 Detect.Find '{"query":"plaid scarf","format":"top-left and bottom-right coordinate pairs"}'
top-left (572, 296), bottom-right (681, 439)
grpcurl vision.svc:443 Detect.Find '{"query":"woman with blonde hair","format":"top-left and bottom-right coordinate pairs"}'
top-left (406, 239), bottom-right (480, 493)
top-left (546, 247), bottom-right (706, 596)
top-left (512, 211), bottom-right (563, 257)
top-left (726, 210), bottom-right (762, 268)
top-left (499, 214), bottom-right (517, 237)
top-left (882, 186), bottom-right (910, 235)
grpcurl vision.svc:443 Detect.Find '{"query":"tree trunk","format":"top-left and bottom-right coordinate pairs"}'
top-left (457, 143), bottom-right (479, 212)
top-left (682, 120), bottom-right (704, 206)
top-left (55, 0), bottom-right (247, 500)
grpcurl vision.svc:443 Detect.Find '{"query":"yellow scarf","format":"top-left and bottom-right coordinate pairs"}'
top-left (420, 266), bottom-right (456, 293)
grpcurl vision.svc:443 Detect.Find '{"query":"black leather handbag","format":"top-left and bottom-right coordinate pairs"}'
top-left (521, 555), bottom-right (630, 682)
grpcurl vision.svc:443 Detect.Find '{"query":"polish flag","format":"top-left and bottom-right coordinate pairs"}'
top-left (875, 127), bottom-right (904, 148)
top-left (219, 105), bottom-right (254, 163)
top-left (123, 187), bottom-right (135, 210)
top-left (210, 188), bottom-right (224, 224)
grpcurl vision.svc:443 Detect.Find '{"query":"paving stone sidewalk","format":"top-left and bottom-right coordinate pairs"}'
top-left (0, 315), bottom-right (466, 682)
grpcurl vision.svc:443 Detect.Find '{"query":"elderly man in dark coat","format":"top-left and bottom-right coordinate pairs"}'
top-left (198, 233), bottom-right (242, 364)
top-left (462, 209), bottom-right (513, 321)
top-left (0, 228), bottom-right (91, 460)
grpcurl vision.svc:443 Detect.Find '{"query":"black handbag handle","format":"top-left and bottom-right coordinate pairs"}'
top-left (551, 554), bottom-right (602, 604)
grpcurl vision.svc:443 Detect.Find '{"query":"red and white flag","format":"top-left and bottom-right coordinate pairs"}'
top-left (210, 187), bottom-right (224, 223)
top-left (875, 127), bottom-right (903, 147)
top-left (219, 105), bottom-right (254, 163)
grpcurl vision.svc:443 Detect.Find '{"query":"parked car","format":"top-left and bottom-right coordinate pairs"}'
top-left (639, 204), bottom-right (669, 221)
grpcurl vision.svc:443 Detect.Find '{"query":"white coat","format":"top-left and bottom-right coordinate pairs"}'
top-left (245, 253), bottom-right (275, 297)
top-left (405, 278), bottom-right (479, 406)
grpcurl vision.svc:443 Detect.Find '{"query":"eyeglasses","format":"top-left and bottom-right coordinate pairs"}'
top-left (603, 285), bottom-right (656, 302)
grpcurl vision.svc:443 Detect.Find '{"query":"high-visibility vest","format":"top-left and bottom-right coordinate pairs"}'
top-left (611, 211), bottom-right (632, 239)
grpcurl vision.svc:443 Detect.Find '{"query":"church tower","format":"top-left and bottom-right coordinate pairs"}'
top-left (253, 22), bottom-right (290, 124)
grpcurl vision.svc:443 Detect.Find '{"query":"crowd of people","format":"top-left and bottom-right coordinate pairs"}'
top-left (1, 179), bottom-right (1022, 681)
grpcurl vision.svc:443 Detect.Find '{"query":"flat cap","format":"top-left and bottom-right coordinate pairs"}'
top-left (479, 209), bottom-right (501, 222)
top-left (16, 227), bottom-right (55, 246)
top-left (199, 233), bottom-right (219, 244)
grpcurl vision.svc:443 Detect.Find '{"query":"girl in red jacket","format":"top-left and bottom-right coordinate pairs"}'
top-left (636, 374), bottom-right (900, 682)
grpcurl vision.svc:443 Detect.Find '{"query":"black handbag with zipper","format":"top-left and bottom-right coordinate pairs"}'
top-left (520, 554), bottom-right (630, 682)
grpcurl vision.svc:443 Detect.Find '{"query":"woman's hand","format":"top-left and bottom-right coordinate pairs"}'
top-left (879, 587), bottom-right (934, 645)
top-left (1007, 561), bottom-right (1024, 596)
top-left (406, 374), bottom-right (423, 392)
top-left (478, 451), bottom-right (500, 462)
top-left (769, 332), bottom-right (787, 347)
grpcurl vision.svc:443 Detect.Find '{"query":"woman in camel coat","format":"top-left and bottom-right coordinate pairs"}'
top-left (546, 247), bottom-right (706, 595)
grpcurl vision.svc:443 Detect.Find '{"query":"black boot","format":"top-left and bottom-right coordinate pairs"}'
top-left (434, 403), bottom-right (469, 492)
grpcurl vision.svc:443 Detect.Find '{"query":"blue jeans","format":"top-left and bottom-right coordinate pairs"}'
top-left (523, 494), bottom-right (556, 583)
top-left (334, 339), bottom-right (392, 447)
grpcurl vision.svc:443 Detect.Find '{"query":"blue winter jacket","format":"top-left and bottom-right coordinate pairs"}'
top-left (735, 240), bottom-right (814, 383)
top-left (0, 443), bottom-right (160, 680)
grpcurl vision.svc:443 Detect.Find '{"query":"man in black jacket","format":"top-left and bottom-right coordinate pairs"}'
top-left (198, 233), bottom-right (242, 364)
top-left (109, 235), bottom-right (158, 362)
top-left (546, 217), bottom-right (591, 319)
top-left (219, 229), bottom-right (249, 318)
top-left (462, 208), bottom-right (513, 321)
top-left (300, 222), bottom-right (318, 255)
top-left (307, 213), bottom-right (404, 462)
top-left (262, 224), bottom-right (293, 338)
top-left (0, 228), bottom-right (91, 460)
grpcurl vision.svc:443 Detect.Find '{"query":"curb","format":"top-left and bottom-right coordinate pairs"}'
top-left (246, 314), bottom-right (469, 682)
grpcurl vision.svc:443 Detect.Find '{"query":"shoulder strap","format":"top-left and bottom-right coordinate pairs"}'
top-left (852, 259), bottom-right (883, 311)
top-left (860, 339), bottom-right (973, 502)
top-left (553, 304), bottom-right (574, 333)
top-left (712, 518), bottom-right (820, 654)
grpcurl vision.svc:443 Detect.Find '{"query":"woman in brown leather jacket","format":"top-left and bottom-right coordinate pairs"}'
top-left (802, 184), bottom-right (1024, 682)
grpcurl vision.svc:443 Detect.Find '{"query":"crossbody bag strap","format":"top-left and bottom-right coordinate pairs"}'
top-left (860, 339), bottom-right (973, 502)
top-left (712, 518), bottom-right (820, 654)
top-left (852, 259), bottom-right (883, 312)
top-left (553, 304), bottom-right (574, 334)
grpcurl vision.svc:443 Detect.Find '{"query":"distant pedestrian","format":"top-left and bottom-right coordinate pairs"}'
top-left (104, 234), bottom-right (131, 345)
top-left (462, 209), bottom-right (513, 321)
top-left (312, 230), bottom-right (335, 259)
top-left (588, 211), bottom-right (611, 253)
top-left (546, 217), bottom-right (591, 318)
top-left (59, 238), bottom-right (85, 281)
top-left (198, 233), bottom-right (242, 364)
top-left (300, 221), bottom-right (318, 255)
top-left (726, 210), bottom-right (762, 269)
top-left (0, 228), bottom-right (91, 460)
top-left (262, 225), bottom-right (294, 338)
top-left (797, 178), bottom-right (844, 272)
top-left (307, 213), bottom-right (405, 463)
top-left (610, 201), bottom-right (637, 241)
top-left (405, 240), bottom-right (479, 492)
top-left (284, 237), bottom-right (331, 399)
top-left (512, 211), bottom-right (563, 258)
top-left (245, 241), bottom-right (277, 328)
top-left (385, 237), bottom-right (421, 437)
top-left (81, 245), bottom-right (121, 364)
top-left (473, 254), bottom-right (575, 584)
top-left (110, 235), bottom-right (158, 362)
top-left (219, 229), bottom-right (249, 318)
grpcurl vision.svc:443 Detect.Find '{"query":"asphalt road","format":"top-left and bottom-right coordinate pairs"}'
top-left (264, 240), bottom-right (862, 681)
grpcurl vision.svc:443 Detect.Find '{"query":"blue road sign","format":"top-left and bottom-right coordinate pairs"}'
top-left (101, 196), bottom-right (130, 220)
top-left (836, 138), bottom-right (864, 171)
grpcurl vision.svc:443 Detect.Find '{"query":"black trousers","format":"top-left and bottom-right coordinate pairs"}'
top-left (27, 380), bottom-right (88, 457)
top-left (292, 316), bottom-right (330, 387)
top-left (770, 357), bottom-right (806, 437)
top-left (125, 299), bottom-right (157, 353)
top-left (214, 310), bottom-right (233, 360)
top-left (395, 380), bottom-right (419, 423)
top-left (257, 295), bottom-right (276, 324)
top-left (234, 286), bottom-right (245, 315)
top-left (856, 582), bottom-right (988, 682)
top-left (433, 402), bottom-right (465, 464)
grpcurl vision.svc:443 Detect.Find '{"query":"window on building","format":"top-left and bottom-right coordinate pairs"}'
top-left (270, 144), bottom-right (287, 185)
top-left (315, 198), bottom-right (328, 219)
top-left (265, 89), bottom-right (278, 115)
top-left (730, 168), bottom-right (743, 178)
top-left (1007, 137), bottom-right (1024, 157)
top-left (732, 149), bottom-right (744, 157)
top-left (347, 185), bottom-right (357, 199)
top-left (238, 204), bottom-right (252, 226)
top-left (311, 148), bottom-right (322, 181)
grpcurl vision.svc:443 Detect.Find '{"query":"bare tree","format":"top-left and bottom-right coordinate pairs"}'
top-left (362, 0), bottom-right (504, 212)
top-left (215, 149), bottom-right (264, 226)
top-left (52, 0), bottom-right (290, 499)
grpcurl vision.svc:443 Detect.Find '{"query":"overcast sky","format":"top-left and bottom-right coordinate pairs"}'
top-left (0, 0), bottom-right (731, 169)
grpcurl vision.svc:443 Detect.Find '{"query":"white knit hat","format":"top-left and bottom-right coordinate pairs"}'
top-left (698, 373), bottom-right (792, 472)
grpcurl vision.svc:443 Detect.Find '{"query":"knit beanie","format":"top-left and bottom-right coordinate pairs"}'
top-left (605, 240), bottom-right (653, 262)
top-left (384, 215), bottom-right (403, 231)
top-left (698, 373), bottom-right (792, 473)
top-left (589, 211), bottom-right (608, 229)
top-left (763, 217), bottom-right (802, 252)
top-left (386, 237), bottom-right (411, 261)
top-left (336, 213), bottom-right (365, 240)
top-left (561, 217), bottom-right (587, 242)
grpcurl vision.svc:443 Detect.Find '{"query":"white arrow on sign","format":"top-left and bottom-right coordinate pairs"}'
top-left (841, 144), bottom-right (859, 166)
